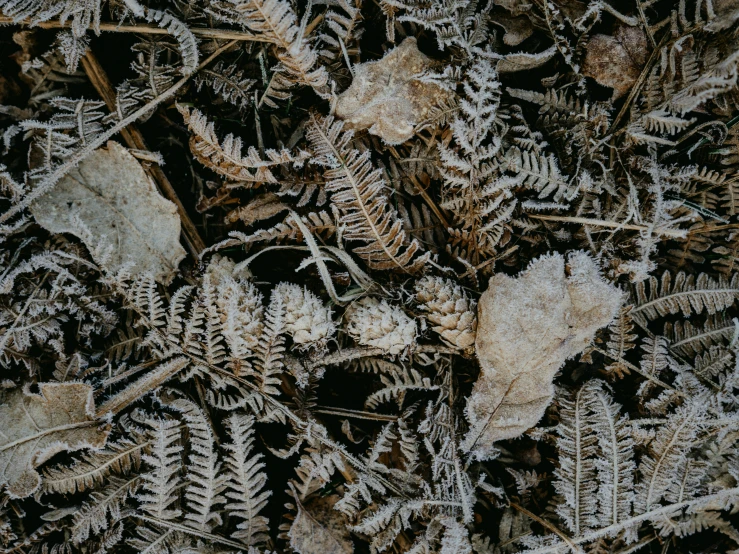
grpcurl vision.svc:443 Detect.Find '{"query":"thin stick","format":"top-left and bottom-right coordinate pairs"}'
top-left (0, 39), bottom-right (239, 225)
top-left (315, 406), bottom-right (398, 421)
top-left (81, 49), bottom-right (206, 257)
top-left (529, 214), bottom-right (687, 238)
top-left (0, 16), bottom-right (271, 42)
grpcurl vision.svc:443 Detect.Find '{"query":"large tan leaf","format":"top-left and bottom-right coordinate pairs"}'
top-left (289, 493), bottom-right (353, 554)
top-left (462, 252), bottom-right (622, 459)
top-left (0, 383), bottom-right (110, 498)
top-left (30, 141), bottom-right (186, 283)
top-left (334, 37), bottom-right (451, 145)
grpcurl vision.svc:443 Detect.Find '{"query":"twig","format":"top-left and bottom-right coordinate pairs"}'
top-left (529, 214), bottom-right (687, 238)
top-left (80, 49), bottom-right (206, 258)
top-left (314, 406), bottom-right (398, 421)
top-left (0, 16), bottom-right (271, 42)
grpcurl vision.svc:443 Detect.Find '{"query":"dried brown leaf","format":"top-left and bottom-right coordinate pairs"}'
top-left (335, 37), bottom-right (451, 145)
top-left (462, 252), bottom-right (622, 459)
top-left (582, 26), bottom-right (648, 100)
top-left (0, 383), bottom-right (110, 498)
top-left (492, 11), bottom-right (534, 46)
top-left (289, 492), bottom-right (353, 554)
top-left (30, 141), bottom-right (186, 283)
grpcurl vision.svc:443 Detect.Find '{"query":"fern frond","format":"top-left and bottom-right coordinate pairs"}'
top-left (631, 271), bottom-right (739, 325)
top-left (178, 105), bottom-right (309, 185)
top-left (251, 289), bottom-right (287, 400)
top-left (142, 8), bottom-right (199, 75)
top-left (42, 437), bottom-right (145, 494)
top-left (224, 413), bottom-right (271, 545)
top-left (635, 404), bottom-right (702, 513)
top-left (227, 0), bottom-right (330, 97)
top-left (554, 383), bottom-right (599, 535)
top-left (365, 367), bottom-right (439, 410)
top-left (137, 418), bottom-right (183, 521)
top-left (167, 397), bottom-right (226, 532)
top-left (605, 306), bottom-right (637, 377)
top-left (196, 62), bottom-right (256, 112)
top-left (307, 114), bottom-right (428, 272)
top-left (212, 211), bottom-right (336, 251)
top-left (71, 476), bottom-right (139, 544)
top-left (588, 381), bottom-right (635, 528)
top-left (666, 315), bottom-right (736, 356)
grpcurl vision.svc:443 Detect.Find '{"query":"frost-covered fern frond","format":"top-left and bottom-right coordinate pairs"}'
top-left (178, 105), bottom-right (309, 185)
top-left (630, 271), bottom-right (739, 325)
top-left (42, 437), bottom-right (146, 494)
top-left (71, 475), bottom-right (139, 544)
top-left (365, 366), bottom-right (438, 409)
top-left (383, 0), bottom-right (490, 54)
top-left (195, 62), bottom-right (256, 112)
top-left (250, 288), bottom-right (287, 408)
top-left (635, 404), bottom-right (703, 513)
top-left (0, 0), bottom-right (103, 37)
top-left (136, 418), bottom-right (183, 521)
top-left (166, 396), bottom-right (225, 532)
top-left (22, 97), bottom-right (106, 178)
top-left (223, 413), bottom-right (271, 545)
top-left (438, 57), bottom-right (512, 265)
top-left (666, 314), bottom-right (736, 357)
top-left (211, 211), bottom-right (336, 251)
top-left (218, 0), bottom-right (330, 99)
top-left (587, 381), bottom-right (635, 530)
top-left (307, 114), bottom-right (429, 273)
top-left (554, 381), bottom-right (599, 535)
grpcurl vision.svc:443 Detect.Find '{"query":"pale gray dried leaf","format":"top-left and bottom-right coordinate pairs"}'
top-left (462, 252), bottom-right (622, 459)
top-left (0, 383), bottom-right (110, 498)
top-left (30, 141), bottom-right (186, 284)
top-left (582, 26), bottom-right (648, 100)
top-left (289, 493), bottom-right (353, 554)
top-left (334, 37), bottom-right (451, 145)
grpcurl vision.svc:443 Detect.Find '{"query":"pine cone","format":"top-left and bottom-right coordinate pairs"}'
top-left (415, 276), bottom-right (477, 350)
top-left (346, 297), bottom-right (417, 355)
top-left (275, 283), bottom-right (335, 348)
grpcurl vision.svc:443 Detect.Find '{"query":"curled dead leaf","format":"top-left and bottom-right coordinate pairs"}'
top-left (582, 26), bottom-right (648, 100)
top-left (30, 141), bottom-right (186, 284)
top-left (0, 383), bottom-right (110, 498)
top-left (462, 252), bottom-right (622, 459)
top-left (335, 37), bottom-right (452, 145)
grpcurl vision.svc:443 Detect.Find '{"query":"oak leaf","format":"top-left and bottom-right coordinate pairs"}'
top-left (289, 492), bottom-right (353, 554)
top-left (582, 26), bottom-right (648, 100)
top-left (30, 141), bottom-right (186, 284)
top-left (462, 252), bottom-right (622, 459)
top-left (0, 383), bottom-right (110, 498)
top-left (334, 37), bottom-right (451, 145)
